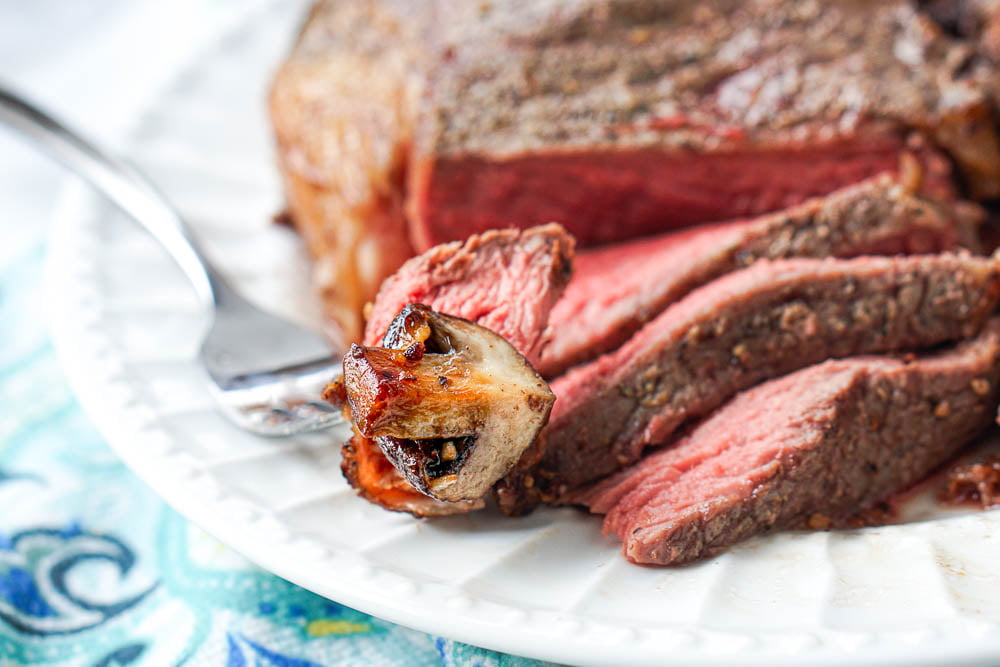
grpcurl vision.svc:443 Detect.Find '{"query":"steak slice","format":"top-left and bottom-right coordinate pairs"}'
top-left (363, 224), bottom-right (575, 366)
top-left (538, 172), bottom-right (983, 377)
top-left (579, 318), bottom-right (1000, 566)
top-left (272, 0), bottom-right (1000, 340)
top-left (498, 253), bottom-right (1000, 515)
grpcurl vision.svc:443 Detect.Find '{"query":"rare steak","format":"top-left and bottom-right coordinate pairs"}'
top-left (538, 171), bottom-right (982, 377)
top-left (579, 319), bottom-right (1000, 565)
top-left (271, 0), bottom-right (1000, 341)
top-left (498, 253), bottom-right (1000, 515)
top-left (363, 224), bottom-right (574, 366)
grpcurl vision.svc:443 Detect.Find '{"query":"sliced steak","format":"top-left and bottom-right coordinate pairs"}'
top-left (363, 224), bottom-right (574, 366)
top-left (538, 172), bottom-right (983, 377)
top-left (272, 0), bottom-right (1000, 339)
top-left (579, 319), bottom-right (1000, 566)
top-left (498, 253), bottom-right (1000, 515)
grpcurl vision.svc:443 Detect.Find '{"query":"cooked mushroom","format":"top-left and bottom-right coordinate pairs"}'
top-left (340, 432), bottom-right (485, 516)
top-left (338, 303), bottom-right (555, 502)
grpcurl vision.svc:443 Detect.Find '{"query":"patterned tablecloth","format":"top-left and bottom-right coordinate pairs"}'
top-left (0, 2), bottom-right (552, 665)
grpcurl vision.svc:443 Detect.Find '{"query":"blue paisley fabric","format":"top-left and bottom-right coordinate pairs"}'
top-left (0, 243), bottom-right (553, 666)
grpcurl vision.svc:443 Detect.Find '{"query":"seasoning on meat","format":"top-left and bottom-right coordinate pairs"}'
top-left (499, 253), bottom-right (1000, 515)
top-left (538, 171), bottom-right (982, 377)
top-left (271, 0), bottom-right (1000, 340)
top-left (578, 319), bottom-right (1000, 565)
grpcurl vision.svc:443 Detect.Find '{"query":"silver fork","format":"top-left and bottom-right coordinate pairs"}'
top-left (0, 85), bottom-right (346, 436)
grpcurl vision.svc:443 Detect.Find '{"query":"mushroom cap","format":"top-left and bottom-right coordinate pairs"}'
top-left (342, 304), bottom-right (555, 501)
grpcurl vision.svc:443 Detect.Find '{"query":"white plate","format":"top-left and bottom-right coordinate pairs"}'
top-left (45, 2), bottom-right (1000, 665)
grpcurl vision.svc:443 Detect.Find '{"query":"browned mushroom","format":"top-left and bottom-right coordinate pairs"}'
top-left (337, 303), bottom-right (555, 502)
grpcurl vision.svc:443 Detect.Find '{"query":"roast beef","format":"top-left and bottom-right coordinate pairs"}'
top-left (271, 0), bottom-right (1000, 341)
top-left (498, 253), bottom-right (1000, 515)
top-left (579, 318), bottom-right (1000, 566)
top-left (538, 171), bottom-right (982, 377)
top-left (363, 224), bottom-right (574, 366)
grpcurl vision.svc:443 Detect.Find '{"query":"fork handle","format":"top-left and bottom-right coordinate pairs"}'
top-left (0, 83), bottom-right (235, 311)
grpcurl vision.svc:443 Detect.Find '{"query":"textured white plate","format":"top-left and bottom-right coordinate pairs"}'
top-left (44, 2), bottom-right (1000, 665)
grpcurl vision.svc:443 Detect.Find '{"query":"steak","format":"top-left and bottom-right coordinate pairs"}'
top-left (498, 253), bottom-right (1000, 515)
top-left (538, 172), bottom-right (982, 377)
top-left (410, 0), bottom-right (998, 248)
top-left (579, 318), bottom-right (1000, 566)
top-left (363, 224), bottom-right (574, 366)
top-left (271, 0), bottom-right (1000, 340)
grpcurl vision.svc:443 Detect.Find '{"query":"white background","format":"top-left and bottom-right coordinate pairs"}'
top-left (0, 0), bottom-right (254, 269)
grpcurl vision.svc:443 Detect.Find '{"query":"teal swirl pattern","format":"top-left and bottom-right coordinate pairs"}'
top-left (0, 525), bottom-right (156, 635)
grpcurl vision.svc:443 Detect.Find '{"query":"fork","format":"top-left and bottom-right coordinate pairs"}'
top-left (0, 85), bottom-right (346, 436)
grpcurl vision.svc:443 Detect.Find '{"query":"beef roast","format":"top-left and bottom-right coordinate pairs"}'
top-left (580, 318), bottom-right (1000, 566)
top-left (271, 0), bottom-right (1000, 341)
top-left (538, 172), bottom-right (982, 377)
top-left (410, 0), bottom-right (997, 247)
top-left (498, 253), bottom-right (1000, 515)
top-left (363, 224), bottom-right (574, 366)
